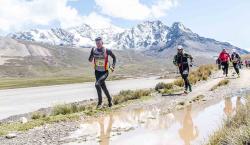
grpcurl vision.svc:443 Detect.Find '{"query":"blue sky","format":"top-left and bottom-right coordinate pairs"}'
top-left (0, 0), bottom-right (249, 50)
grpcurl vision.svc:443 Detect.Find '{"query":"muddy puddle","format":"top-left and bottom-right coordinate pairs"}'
top-left (61, 96), bottom-right (246, 145)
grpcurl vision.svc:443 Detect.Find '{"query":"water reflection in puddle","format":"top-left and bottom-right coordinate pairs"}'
top-left (62, 96), bottom-right (244, 145)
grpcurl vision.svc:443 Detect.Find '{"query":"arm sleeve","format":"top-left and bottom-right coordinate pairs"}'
top-left (88, 48), bottom-right (94, 62)
top-left (107, 49), bottom-right (116, 67)
top-left (185, 53), bottom-right (193, 62)
top-left (237, 54), bottom-right (241, 61)
top-left (189, 54), bottom-right (193, 62)
top-left (218, 53), bottom-right (222, 61)
top-left (173, 55), bottom-right (177, 65)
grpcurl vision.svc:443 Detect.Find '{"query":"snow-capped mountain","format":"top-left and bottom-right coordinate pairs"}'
top-left (113, 20), bottom-right (169, 50)
top-left (8, 24), bottom-right (124, 48)
top-left (8, 20), bottom-right (170, 50)
top-left (8, 20), bottom-right (248, 56)
top-left (154, 22), bottom-right (249, 57)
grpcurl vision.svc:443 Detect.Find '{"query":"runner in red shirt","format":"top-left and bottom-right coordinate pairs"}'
top-left (218, 49), bottom-right (230, 77)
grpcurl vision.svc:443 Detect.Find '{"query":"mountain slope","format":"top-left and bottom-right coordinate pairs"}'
top-left (0, 37), bottom-right (172, 78)
top-left (148, 22), bottom-right (248, 58)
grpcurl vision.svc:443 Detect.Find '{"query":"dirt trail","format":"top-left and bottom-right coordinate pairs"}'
top-left (1, 69), bottom-right (250, 145)
top-left (172, 68), bottom-right (250, 105)
top-left (229, 69), bottom-right (250, 88)
top-left (187, 75), bottom-right (223, 97)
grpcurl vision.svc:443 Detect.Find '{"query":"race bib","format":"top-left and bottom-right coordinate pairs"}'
top-left (183, 70), bottom-right (189, 75)
top-left (236, 64), bottom-right (239, 69)
top-left (95, 59), bottom-right (105, 67)
top-left (233, 58), bottom-right (238, 63)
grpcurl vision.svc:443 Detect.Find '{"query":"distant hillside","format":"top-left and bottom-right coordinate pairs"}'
top-left (0, 37), bottom-right (174, 78)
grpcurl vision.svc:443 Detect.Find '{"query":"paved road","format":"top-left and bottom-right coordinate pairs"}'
top-left (0, 77), bottom-right (174, 120)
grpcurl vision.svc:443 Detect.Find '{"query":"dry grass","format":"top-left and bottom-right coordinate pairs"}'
top-left (242, 54), bottom-right (250, 60)
top-left (0, 114), bottom-right (79, 136)
top-left (207, 96), bottom-right (250, 145)
top-left (174, 64), bottom-right (215, 87)
top-left (31, 112), bottom-right (46, 120)
top-left (52, 104), bottom-right (86, 116)
top-left (189, 64), bottom-right (215, 84)
top-left (155, 82), bottom-right (174, 91)
top-left (173, 79), bottom-right (184, 87)
top-left (157, 65), bottom-right (216, 94)
top-left (113, 89), bottom-right (151, 105)
top-left (210, 79), bottom-right (230, 91)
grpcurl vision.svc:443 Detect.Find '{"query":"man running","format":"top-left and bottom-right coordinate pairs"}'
top-left (89, 37), bottom-right (116, 108)
top-left (218, 49), bottom-right (230, 77)
top-left (230, 49), bottom-right (241, 77)
top-left (245, 60), bottom-right (248, 68)
top-left (173, 45), bottom-right (193, 94)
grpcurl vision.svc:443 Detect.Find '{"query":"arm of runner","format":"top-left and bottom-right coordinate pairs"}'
top-left (189, 54), bottom-right (193, 62)
top-left (228, 53), bottom-right (231, 62)
top-left (173, 55), bottom-right (178, 66)
top-left (88, 48), bottom-right (94, 62)
top-left (107, 49), bottom-right (116, 70)
top-left (238, 54), bottom-right (241, 62)
top-left (218, 52), bottom-right (222, 61)
top-left (187, 53), bottom-right (194, 67)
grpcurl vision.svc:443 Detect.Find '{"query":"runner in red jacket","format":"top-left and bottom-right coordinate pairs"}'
top-left (218, 49), bottom-right (230, 77)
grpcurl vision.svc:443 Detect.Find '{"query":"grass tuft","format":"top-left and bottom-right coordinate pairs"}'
top-left (157, 65), bottom-right (216, 95)
top-left (155, 82), bottom-right (174, 91)
top-left (31, 112), bottom-right (46, 120)
top-left (52, 104), bottom-right (86, 116)
top-left (0, 114), bottom-right (79, 136)
top-left (210, 79), bottom-right (230, 91)
top-left (207, 95), bottom-right (250, 145)
top-left (113, 89), bottom-right (151, 105)
top-left (174, 64), bottom-right (215, 87)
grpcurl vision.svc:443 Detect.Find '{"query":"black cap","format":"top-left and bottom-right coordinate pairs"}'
top-left (95, 37), bottom-right (102, 41)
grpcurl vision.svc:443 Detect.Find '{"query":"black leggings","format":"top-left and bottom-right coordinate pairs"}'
top-left (179, 65), bottom-right (191, 91)
top-left (221, 62), bottom-right (229, 75)
top-left (233, 63), bottom-right (240, 74)
top-left (95, 70), bottom-right (112, 105)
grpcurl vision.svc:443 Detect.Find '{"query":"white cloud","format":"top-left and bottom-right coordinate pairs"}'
top-left (94, 0), bottom-right (178, 20)
top-left (151, 0), bottom-right (178, 18)
top-left (0, 0), bottom-right (177, 34)
top-left (82, 12), bottom-right (112, 29)
top-left (0, 0), bottom-right (112, 34)
top-left (94, 0), bottom-right (150, 20)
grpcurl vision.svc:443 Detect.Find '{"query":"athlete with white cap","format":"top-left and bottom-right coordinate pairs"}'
top-left (173, 45), bottom-right (193, 94)
top-left (230, 49), bottom-right (241, 77)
